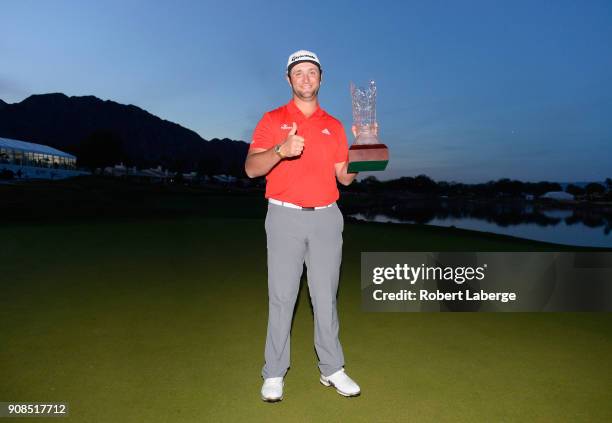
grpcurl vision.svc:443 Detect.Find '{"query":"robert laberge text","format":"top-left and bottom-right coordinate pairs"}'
top-left (373, 289), bottom-right (517, 303)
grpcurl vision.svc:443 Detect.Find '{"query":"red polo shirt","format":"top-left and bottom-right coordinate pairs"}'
top-left (249, 99), bottom-right (349, 207)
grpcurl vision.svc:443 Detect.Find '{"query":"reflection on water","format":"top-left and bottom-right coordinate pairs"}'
top-left (347, 201), bottom-right (612, 248)
top-left (540, 209), bottom-right (574, 219)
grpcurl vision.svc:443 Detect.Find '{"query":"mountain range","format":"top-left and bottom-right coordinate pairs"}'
top-left (0, 93), bottom-right (249, 175)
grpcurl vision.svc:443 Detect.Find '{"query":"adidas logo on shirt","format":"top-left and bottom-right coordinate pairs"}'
top-left (321, 128), bottom-right (331, 135)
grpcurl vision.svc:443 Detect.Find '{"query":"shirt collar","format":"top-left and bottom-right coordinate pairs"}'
top-left (286, 98), bottom-right (325, 120)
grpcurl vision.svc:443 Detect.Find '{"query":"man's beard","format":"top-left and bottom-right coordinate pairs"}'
top-left (291, 83), bottom-right (320, 101)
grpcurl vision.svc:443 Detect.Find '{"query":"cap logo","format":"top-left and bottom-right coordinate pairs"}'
top-left (291, 54), bottom-right (317, 63)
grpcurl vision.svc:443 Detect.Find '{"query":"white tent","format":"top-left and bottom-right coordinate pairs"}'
top-left (0, 136), bottom-right (76, 159)
top-left (541, 191), bottom-right (574, 201)
top-left (0, 136), bottom-right (89, 179)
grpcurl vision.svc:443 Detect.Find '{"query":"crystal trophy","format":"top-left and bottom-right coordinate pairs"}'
top-left (348, 80), bottom-right (389, 172)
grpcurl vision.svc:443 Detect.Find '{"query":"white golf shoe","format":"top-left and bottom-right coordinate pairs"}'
top-left (320, 368), bottom-right (361, 397)
top-left (261, 377), bottom-right (283, 402)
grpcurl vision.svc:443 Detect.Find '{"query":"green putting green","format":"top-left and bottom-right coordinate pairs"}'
top-left (1, 216), bottom-right (611, 422)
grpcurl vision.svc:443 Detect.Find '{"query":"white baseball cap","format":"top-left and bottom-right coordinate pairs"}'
top-left (286, 50), bottom-right (322, 74)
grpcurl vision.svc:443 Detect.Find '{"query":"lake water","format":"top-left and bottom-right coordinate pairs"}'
top-left (349, 210), bottom-right (612, 248)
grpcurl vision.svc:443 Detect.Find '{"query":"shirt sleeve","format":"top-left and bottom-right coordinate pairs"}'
top-left (335, 123), bottom-right (350, 163)
top-left (249, 112), bottom-right (275, 151)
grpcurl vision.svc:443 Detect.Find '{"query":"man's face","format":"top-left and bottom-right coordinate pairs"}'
top-left (286, 62), bottom-right (322, 101)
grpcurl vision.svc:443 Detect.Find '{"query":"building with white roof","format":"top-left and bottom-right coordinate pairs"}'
top-left (0, 136), bottom-right (90, 179)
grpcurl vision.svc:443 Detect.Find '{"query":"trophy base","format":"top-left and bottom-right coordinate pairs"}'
top-left (347, 144), bottom-right (389, 172)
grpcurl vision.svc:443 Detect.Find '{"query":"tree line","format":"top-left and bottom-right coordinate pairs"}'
top-left (341, 175), bottom-right (612, 200)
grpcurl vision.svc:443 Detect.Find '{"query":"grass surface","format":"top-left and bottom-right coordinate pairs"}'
top-left (1, 215), bottom-right (611, 422)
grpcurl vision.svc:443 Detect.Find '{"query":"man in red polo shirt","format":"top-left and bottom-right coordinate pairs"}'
top-left (245, 50), bottom-right (362, 402)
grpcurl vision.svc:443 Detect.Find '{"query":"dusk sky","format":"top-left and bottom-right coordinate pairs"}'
top-left (2, 0), bottom-right (610, 183)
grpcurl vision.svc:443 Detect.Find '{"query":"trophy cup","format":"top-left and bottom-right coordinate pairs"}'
top-left (348, 80), bottom-right (389, 172)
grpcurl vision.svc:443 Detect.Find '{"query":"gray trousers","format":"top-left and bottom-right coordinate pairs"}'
top-left (262, 201), bottom-right (345, 379)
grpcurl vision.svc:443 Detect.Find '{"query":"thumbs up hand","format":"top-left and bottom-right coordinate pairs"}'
top-left (280, 122), bottom-right (305, 158)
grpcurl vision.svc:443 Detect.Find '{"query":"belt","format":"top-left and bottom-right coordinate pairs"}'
top-left (269, 198), bottom-right (334, 211)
